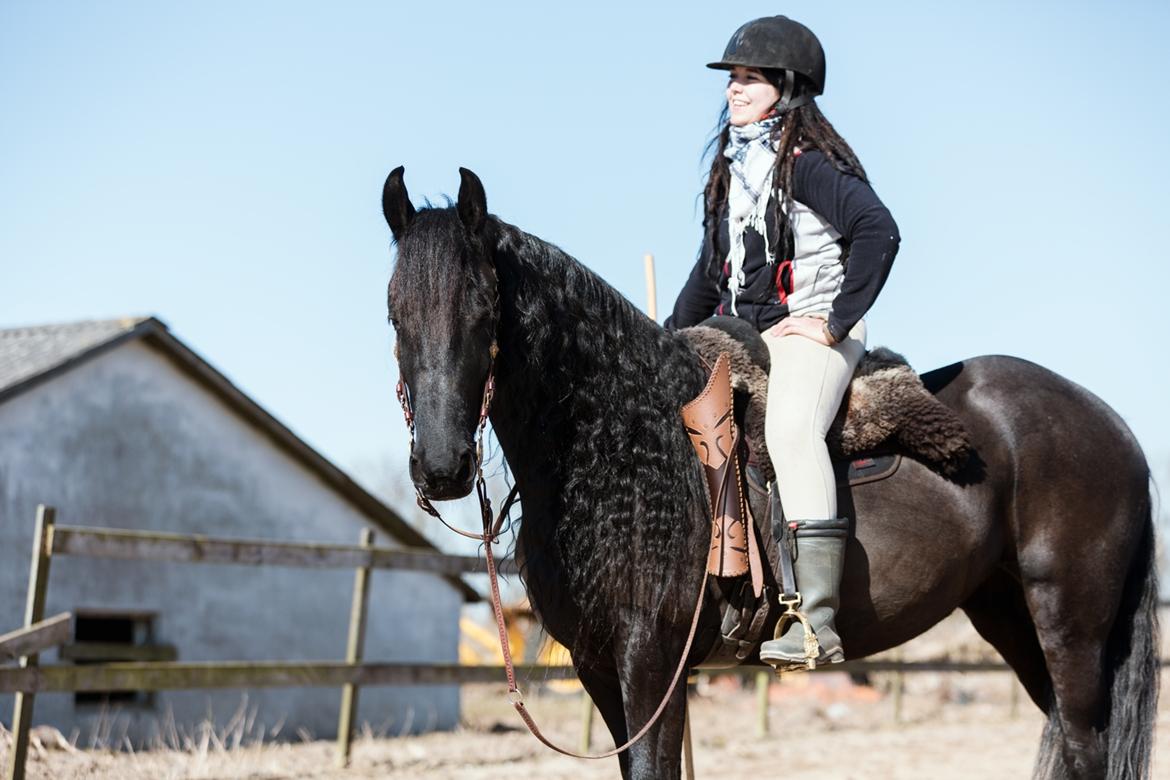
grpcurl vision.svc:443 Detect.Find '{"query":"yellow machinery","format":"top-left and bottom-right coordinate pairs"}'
top-left (459, 602), bottom-right (580, 692)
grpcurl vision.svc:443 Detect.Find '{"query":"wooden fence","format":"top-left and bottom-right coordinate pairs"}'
top-left (0, 504), bottom-right (535, 780)
top-left (3, 505), bottom-right (1164, 780)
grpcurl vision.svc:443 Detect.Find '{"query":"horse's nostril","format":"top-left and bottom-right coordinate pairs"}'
top-left (456, 450), bottom-right (475, 483)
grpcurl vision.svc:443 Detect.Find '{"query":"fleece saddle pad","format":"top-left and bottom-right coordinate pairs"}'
top-left (679, 316), bottom-right (971, 483)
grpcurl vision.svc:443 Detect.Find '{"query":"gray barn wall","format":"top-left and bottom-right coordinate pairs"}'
top-left (0, 340), bottom-right (462, 744)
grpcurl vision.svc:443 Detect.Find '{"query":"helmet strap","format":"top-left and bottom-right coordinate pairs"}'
top-left (776, 70), bottom-right (795, 113)
top-left (785, 93), bottom-right (815, 111)
top-left (772, 70), bottom-right (815, 115)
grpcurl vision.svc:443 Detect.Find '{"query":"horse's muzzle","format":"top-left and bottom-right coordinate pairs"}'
top-left (410, 448), bottom-right (476, 501)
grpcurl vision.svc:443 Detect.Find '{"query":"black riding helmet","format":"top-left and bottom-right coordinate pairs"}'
top-left (708, 16), bottom-right (826, 108)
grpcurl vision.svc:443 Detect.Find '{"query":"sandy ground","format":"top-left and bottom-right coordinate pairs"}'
top-left (5, 672), bottom-right (1169, 780)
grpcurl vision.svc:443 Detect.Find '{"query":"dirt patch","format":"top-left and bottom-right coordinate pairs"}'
top-left (5, 673), bottom-right (1167, 779)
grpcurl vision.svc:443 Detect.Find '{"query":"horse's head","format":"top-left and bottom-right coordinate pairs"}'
top-left (382, 166), bottom-right (498, 501)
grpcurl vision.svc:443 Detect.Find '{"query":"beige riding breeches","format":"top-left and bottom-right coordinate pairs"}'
top-left (763, 319), bottom-right (867, 520)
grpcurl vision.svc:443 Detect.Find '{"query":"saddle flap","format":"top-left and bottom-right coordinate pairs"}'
top-left (681, 353), bottom-right (734, 469)
top-left (682, 353), bottom-right (754, 580)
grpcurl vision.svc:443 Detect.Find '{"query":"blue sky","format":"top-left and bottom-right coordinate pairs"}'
top-left (3, 1), bottom-right (1168, 535)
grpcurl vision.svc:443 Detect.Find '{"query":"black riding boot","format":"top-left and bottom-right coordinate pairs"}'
top-left (759, 517), bottom-right (849, 669)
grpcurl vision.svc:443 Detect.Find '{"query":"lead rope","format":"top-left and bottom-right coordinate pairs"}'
top-left (486, 529), bottom-right (710, 759)
top-left (395, 339), bottom-right (712, 759)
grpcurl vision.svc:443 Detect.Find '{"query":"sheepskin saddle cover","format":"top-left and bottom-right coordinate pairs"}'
top-left (679, 317), bottom-right (972, 481)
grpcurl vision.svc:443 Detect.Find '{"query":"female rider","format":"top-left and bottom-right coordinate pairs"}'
top-left (666, 16), bottom-right (899, 669)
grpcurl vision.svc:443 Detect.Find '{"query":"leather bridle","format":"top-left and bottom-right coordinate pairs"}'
top-left (396, 339), bottom-right (505, 542)
top-left (392, 309), bottom-right (710, 760)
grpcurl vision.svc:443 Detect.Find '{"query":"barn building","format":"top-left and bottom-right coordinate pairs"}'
top-left (0, 317), bottom-right (471, 744)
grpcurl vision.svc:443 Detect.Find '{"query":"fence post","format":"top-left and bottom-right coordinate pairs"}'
top-left (335, 528), bottom-right (374, 769)
top-left (892, 650), bottom-right (905, 723)
top-left (755, 669), bottom-right (770, 737)
top-left (682, 697), bottom-right (695, 780)
top-left (7, 505), bottom-right (56, 780)
top-left (578, 690), bottom-right (594, 753)
top-left (643, 253), bottom-right (658, 320)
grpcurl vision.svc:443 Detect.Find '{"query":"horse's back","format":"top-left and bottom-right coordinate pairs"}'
top-left (924, 353), bottom-right (1146, 476)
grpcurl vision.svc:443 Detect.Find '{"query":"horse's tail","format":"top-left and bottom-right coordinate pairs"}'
top-left (1103, 490), bottom-right (1160, 779)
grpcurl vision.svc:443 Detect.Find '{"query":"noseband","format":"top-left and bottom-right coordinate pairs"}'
top-left (394, 339), bottom-right (507, 542)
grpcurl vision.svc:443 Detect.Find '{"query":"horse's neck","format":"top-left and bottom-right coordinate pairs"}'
top-left (482, 224), bottom-right (710, 647)
top-left (483, 222), bottom-right (696, 513)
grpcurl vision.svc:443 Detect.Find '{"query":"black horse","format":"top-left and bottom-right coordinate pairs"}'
top-left (381, 166), bottom-right (1159, 780)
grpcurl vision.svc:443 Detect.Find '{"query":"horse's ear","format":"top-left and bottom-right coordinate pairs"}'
top-left (457, 167), bottom-right (487, 235)
top-left (382, 166), bottom-right (416, 240)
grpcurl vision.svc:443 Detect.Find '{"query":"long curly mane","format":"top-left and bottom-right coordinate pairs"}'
top-left (484, 218), bottom-right (711, 656)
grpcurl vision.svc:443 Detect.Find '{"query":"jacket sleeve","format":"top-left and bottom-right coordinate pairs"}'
top-left (791, 150), bottom-right (900, 342)
top-left (664, 234), bottom-right (722, 331)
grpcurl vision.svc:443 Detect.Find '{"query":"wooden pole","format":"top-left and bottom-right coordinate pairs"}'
top-left (643, 254), bottom-right (658, 321)
top-left (7, 505), bottom-right (56, 780)
top-left (335, 528), bottom-right (374, 768)
top-left (578, 691), bottom-right (594, 753)
top-left (755, 669), bottom-right (770, 737)
top-left (892, 651), bottom-right (906, 723)
top-left (682, 697), bottom-right (695, 780)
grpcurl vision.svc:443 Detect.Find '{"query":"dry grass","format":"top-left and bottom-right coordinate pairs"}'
top-left (4, 614), bottom-right (1168, 778)
top-left (3, 673), bottom-right (1169, 779)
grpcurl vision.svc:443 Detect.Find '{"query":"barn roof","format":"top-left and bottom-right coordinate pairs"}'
top-left (0, 316), bottom-right (480, 602)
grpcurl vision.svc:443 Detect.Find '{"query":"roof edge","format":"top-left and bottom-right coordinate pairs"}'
top-left (0, 317), bottom-right (164, 408)
top-left (0, 317), bottom-right (480, 602)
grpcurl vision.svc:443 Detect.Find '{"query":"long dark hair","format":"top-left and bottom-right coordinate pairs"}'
top-left (702, 75), bottom-right (868, 274)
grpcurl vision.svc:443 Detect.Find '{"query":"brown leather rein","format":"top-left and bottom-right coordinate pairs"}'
top-left (394, 340), bottom-right (710, 759)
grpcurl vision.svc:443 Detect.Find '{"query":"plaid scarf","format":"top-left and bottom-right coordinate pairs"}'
top-left (724, 114), bottom-right (782, 314)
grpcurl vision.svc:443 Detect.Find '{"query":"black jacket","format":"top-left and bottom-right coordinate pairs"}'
top-left (666, 150), bottom-right (900, 341)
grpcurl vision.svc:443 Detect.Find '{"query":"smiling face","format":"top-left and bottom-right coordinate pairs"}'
top-left (726, 66), bottom-right (780, 127)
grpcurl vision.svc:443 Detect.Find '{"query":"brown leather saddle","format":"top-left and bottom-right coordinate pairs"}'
top-left (679, 317), bottom-right (971, 668)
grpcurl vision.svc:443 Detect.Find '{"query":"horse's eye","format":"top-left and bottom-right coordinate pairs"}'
top-left (389, 317), bottom-right (400, 330)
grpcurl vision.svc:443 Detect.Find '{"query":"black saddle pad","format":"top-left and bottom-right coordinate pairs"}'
top-left (844, 454), bottom-right (900, 485)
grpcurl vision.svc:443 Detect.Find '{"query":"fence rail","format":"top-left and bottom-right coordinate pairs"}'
top-left (0, 661), bottom-right (577, 693)
top-left (0, 614), bottom-right (71, 663)
top-left (49, 524), bottom-right (518, 575)
top-left (2, 656), bottom-right (1072, 697)
top-left (3, 506), bottom-right (521, 780)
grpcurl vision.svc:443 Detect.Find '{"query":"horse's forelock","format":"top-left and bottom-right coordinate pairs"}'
top-left (389, 207), bottom-right (486, 328)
